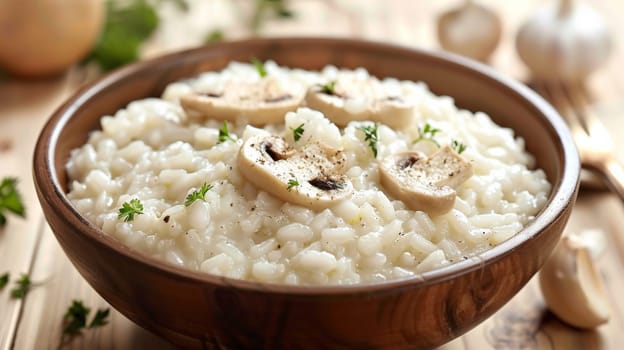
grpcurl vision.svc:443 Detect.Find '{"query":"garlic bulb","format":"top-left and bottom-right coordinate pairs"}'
top-left (516, 0), bottom-right (612, 81)
top-left (437, 0), bottom-right (502, 62)
top-left (539, 236), bottom-right (610, 329)
top-left (571, 228), bottom-right (607, 259)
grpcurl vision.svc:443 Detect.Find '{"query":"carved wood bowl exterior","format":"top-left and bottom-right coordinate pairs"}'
top-left (33, 38), bottom-right (579, 349)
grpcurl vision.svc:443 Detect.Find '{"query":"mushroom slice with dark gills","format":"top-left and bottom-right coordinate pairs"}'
top-left (379, 145), bottom-right (473, 215)
top-left (238, 135), bottom-right (353, 210)
top-left (304, 77), bottom-right (413, 128)
top-left (180, 78), bottom-right (303, 125)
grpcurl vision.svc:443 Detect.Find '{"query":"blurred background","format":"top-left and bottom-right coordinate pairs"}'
top-left (2, 1), bottom-right (624, 349)
top-left (0, 0), bottom-right (622, 84)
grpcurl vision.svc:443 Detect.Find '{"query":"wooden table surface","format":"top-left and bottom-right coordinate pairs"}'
top-left (1, 1), bottom-right (624, 349)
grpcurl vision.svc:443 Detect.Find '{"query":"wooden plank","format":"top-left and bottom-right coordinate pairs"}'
top-left (0, 74), bottom-right (78, 350)
top-left (4, 0), bottom-right (624, 348)
top-left (458, 192), bottom-right (624, 350)
top-left (13, 225), bottom-right (173, 350)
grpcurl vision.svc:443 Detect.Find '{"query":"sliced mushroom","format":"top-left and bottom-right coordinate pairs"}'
top-left (304, 79), bottom-right (413, 128)
top-left (539, 236), bottom-right (610, 329)
top-left (379, 145), bottom-right (473, 215)
top-left (180, 78), bottom-right (303, 125)
top-left (238, 135), bottom-right (353, 210)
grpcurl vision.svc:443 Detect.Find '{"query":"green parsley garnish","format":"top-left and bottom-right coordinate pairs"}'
top-left (63, 300), bottom-right (90, 335)
top-left (0, 177), bottom-right (26, 227)
top-left (218, 121), bottom-right (234, 144)
top-left (287, 179), bottom-right (300, 191)
top-left (251, 57), bottom-right (267, 77)
top-left (204, 29), bottom-right (224, 43)
top-left (89, 308), bottom-right (111, 328)
top-left (117, 199), bottom-right (143, 222)
top-left (413, 123), bottom-right (441, 147)
top-left (357, 123), bottom-right (379, 158)
top-left (63, 300), bottom-right (111, 336)
top-left (87, 0), bottom-right (159, 71)
top-left (319, 81), bottom-right (336, 95)
top-left (291, 123), bottom-right (305, 142)
top-left (451, 140), bottom-right (467, 154)
top-left (249, 0), bottom-right (294, 32)
top-left (0, 272), bottom-right (9, 290)
top-left (185, 183), bottom-right (213, 207)
top-left (10, 274), bottom-right (31, 299)
top-left (166, 0), bottom-right (190, 12)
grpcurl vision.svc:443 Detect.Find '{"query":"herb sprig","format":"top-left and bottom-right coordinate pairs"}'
top-left (287, 179), bottom-right (299, 191)
top-left (118, 198), bottom-right (144, 222)
top-left (0, 272), bottom-right (8, 290)
top-left (319, 81), bottom-right (336, 95)
top-left (0, 177), bottom-right (25, 227)
top-left (63, 300), bottom-right (110, 336)
top-left (185, 183), bottom-right (213, 207)
top-left (357, 123), bottom-right (379, 158)
top-left (87, 0), bottom-right (159, 71)
top-left (251, 57), bottom-right (267, 77)
top-left (63, 300), bottom-right (90, 335)
top-left (90, 308), bottom-right (111, 328)
top-left (290, 123), bottom-right (305, 142)
top-left (204, 29), bottom-right (224, 43)
top-left (413, 123), bottom-right (441, 147)
top-left (218, 121), bottom-right (234, 143)
top-left (249, 0), bottom-right (294, 32)
top-left (10, 274), bottom-right (31, 299)
top-left (451, 140), bottom-right (467, 154)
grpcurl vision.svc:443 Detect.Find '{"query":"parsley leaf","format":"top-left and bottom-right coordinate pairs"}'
top-left (319, 81), bottom-right (336, 95)
top-left (287, 179), bottom-right (299, 191)
top-left (218, 121), bottom-right (234, 144)
top-left (357, 123), bottom-right (379, 158)
top-left (251, 57), bottom-right (267, 77)
top-left (185, 183), bottom-right (213, 207)
top-left (0, 177), bottom-right (26, 227)
top-left (451, 140), bottom-right (467, 154)
top-left (413, 123), bottom-right (441, 147)
top-left (10, 274), bottom-right (31, 299)
top-left (290, 123), bottom-right (305, 142)
top-left (118, 199), bottom-right (143, 222)
top-left (160, 0), bottom-right (189, 12)
top-left (63, 300), bottom-right (90, 335)
top-left (89, 308), bottom-right (111, 328)
top-left (63, 300), bottom-right (111, 337)
top-left (204, 29), bottom-right (224, 43)
top-left (249, 0), bottom-right (295, 32)
top-left (0, 272), bottom-right (9, 290)
top-left (87, 0), bottom-right (159, 71)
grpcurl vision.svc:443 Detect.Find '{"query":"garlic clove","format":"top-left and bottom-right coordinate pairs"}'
top-left (539, 236), bottom-right (610, 329)
top-left (516, 0), bottom-right (612, 81)
top-left (437, 0), bottom-right (502, 62)
top-left (570, 228), bottom-right (607, 260)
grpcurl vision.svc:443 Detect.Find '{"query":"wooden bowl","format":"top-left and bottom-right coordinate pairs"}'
top-left (33, 38), bottom-right (579, 349)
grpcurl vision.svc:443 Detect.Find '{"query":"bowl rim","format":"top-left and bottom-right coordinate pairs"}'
top-left (34, 37), bottom-right (580, 295)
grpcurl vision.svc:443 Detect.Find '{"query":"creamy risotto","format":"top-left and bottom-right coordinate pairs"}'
top-left (66, 61), bottom-right (551, 285)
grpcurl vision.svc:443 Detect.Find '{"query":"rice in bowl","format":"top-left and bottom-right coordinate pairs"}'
top-left (66, 61), bottom-right (551, 285)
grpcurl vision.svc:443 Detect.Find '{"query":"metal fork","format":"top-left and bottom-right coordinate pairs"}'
top-left (536, 80), bottom-right (624, 202)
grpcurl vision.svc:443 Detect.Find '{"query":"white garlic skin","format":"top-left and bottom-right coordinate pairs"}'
top-left (516, 0), bottom-right (612, 81)
top-left (437, 1), bottom-right (502, 62)
top-left (539, 236), bottom-right (610, 329)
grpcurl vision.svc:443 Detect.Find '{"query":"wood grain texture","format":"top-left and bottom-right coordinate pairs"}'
top-left (1, 0), bottom-right (624, 349)
top-left (0, 76), bottom-right (76, 350)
